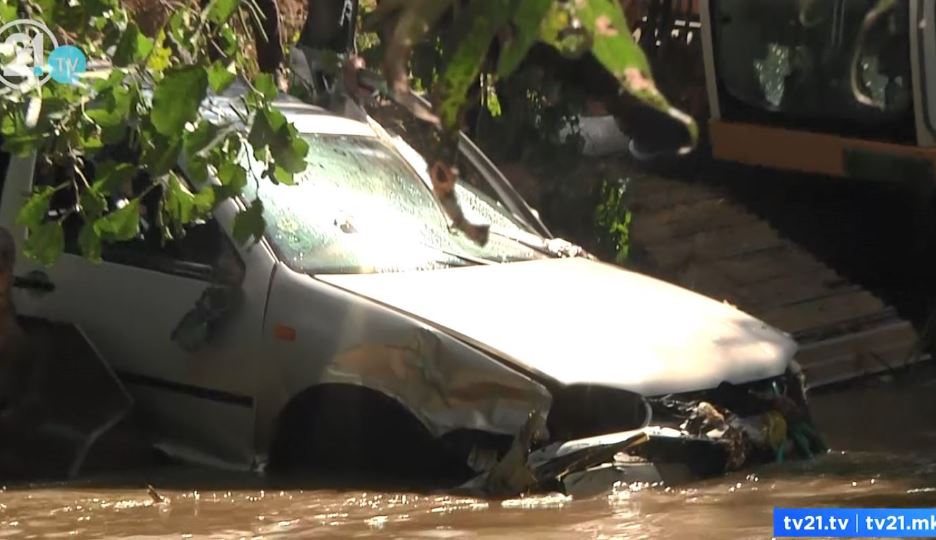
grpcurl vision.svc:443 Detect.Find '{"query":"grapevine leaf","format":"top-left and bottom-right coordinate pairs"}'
top-left (16, 186), bottom-right (55, 227)
top-left (151, 66), bottom-right (208, 136)
top-left (94, 199), bottom-right (141, 241)
top-left (232, 198), bottom-right (265, 245)
top-left (23, 222), bottom-right (64, 266)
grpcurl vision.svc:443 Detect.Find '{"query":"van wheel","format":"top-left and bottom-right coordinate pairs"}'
top-left (268, 385), bottom-right (471, 486)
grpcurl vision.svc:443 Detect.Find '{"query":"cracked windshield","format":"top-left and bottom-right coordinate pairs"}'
top-left (241, 133), bottom-right (545, 274)
top-left (1, 0), bottom-right (936, 538)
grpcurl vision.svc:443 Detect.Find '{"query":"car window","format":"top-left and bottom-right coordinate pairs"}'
top-left (453, 146), bottom-right (537, 234)
top-left (241, 133), bottom-right (546, 275)
top-left (454, 179), bottom-right (528, 233)
top-left (31, 154), bottom-right (244, 284)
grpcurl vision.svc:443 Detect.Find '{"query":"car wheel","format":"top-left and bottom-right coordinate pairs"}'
top-left (269, 384), bottom-right (471, 486)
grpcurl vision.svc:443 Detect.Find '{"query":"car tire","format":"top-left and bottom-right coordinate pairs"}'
top-left (268, 384), bottom-right (471, 486)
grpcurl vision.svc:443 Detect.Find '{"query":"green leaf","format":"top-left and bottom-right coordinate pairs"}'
top-left (167, 10), bottom-right (188, 43)
top-left (553, 0), bottom-right (698, 152)
top-left (47, 2), bottom-right (89, 33)
top-left (265, 108), bottom-right (287, 131)
top-left (208, 0), bottom-right (240, 24)
top-left (142, 133), bottom-right (182, 176)
top-left (0, 113), bottom-right (16, 136)
top-left (80, 188), bottom-right (107, 218)
top-left (217, 161), bottom-right (247, 191)
top-left (271, 165), bottom-right (294, 185)
top-left (540, 3), bottom-right (593, 58)
top-left (248, 108), bottom-right (307, 174)
top-left (269, 129), bottom-right (309, 174)
top-left (232, 199), bottom-right (265, 245)
top-left (216, 25), bottom-right (239, 57)
top-left (433, 0), bottom-right (513, 132)
top-left (151, 66), bottom-right (208, 136)
top-left (0, 3), bottom-right (16, 21)
top-left (183, 121), bottom-right (220, 159)
top-left (86, 84), bottom-right (133, 127)
top-left (247, 112), bottom-right (275, 153)
top-left (16, 187), bottom-right (55, 227)
top-left (224, 132), bottom-right (242, 156)
top-left (497, 0), bottom-right (552, 77)
top-left (91, 69), bottom-right (126, 93)
top-left (147, 32), bottom-right (173, 74)
top-left (194, 186), bottom-right (219, 214)
top-left (163, 172), bottom-right (197, 225)
top-left (113, 22), bottom-right (154, 67)
top-left (253, 73), bottom-right (278, 100)
top-left (247, 108), bottom-right (286, 140)
top-left (207, 61), bottom-right (236, 93)
top-left (23, 222), bottom-right (64, 266)
top-left (94, 199), bottom-right (140, 241)
top-left (92, 161), bottom-right (136, 195)
top-left (78, 223), bottom-right (102, 263)
top-left (185, 153), bottom-right (211, 186)
top-left (247, 107), bottom-right (286, 158)
top-left (569, 0), bottom-right (650, 76)
top-left (1, 112), bottom-right (44, 156)
top-left (79, 124), bottom-right (104, 150)
top-left (99, 124), bottom-right (127, 145)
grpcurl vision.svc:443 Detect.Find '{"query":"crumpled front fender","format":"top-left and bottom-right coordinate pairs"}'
top-left (323, 325), bottom-right (553, 442)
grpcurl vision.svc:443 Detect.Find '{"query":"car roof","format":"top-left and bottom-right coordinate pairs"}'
top-left (204, 80), bottom-right (378, 138)
top-left (277, 104), bottom-right (377, 138)
top-left (79, 65), bottom-right (379, 139)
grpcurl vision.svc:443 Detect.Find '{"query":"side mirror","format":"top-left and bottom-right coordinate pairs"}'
top-left (170, 286), bottom-right (243, 353)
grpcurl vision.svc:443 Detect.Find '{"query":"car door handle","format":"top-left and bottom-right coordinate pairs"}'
top-left (13, 270), bottom-right (55, 292)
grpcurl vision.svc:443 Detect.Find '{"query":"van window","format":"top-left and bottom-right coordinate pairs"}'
top-left (31, 155), bottom-right (244, 284)
top-left (713, 0), bottom-right (914, 142)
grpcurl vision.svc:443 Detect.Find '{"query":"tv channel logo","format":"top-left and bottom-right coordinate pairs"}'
top-left (0, 19), bottom-right (86, 90)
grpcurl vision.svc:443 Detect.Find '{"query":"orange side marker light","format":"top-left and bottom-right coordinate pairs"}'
top-left (274, 324), bottom-right (296, 342)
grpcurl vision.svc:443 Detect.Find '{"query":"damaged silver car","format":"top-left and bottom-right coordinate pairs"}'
top-left (0, 92), bottom-right (825, 495)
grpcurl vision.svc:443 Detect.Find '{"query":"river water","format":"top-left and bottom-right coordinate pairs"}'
top-left (1, 369), bottom-right (934, 539)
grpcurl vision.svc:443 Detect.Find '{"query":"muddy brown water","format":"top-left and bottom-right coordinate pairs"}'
top-left (1, 369), bottom-right (935, 539)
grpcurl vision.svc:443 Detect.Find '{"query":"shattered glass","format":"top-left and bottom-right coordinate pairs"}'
top-left (858, 54), bottom-right (893, 109)
top-left (753, 43), bottom-right (792, 109)
top-left (242, 134), bottom-right (546, 274)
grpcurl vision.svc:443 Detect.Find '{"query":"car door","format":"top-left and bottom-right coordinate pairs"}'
top-left (7, 155), bottom-right (276, 468)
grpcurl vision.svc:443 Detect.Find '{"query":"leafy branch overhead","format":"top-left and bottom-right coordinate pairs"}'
top-left (357, 0), bottom-right (695, 245)
top-left (367, 0), bottom-right (698, 151)
top-left (0, 0), bottom-right (307, 265)
top-left (0, 0), bottom-right (695, 266)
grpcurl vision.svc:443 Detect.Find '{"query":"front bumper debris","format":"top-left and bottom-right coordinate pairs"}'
top-left (460, 367), bottom-right (827, 499)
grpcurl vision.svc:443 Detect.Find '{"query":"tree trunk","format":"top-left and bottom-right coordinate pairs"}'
top-left (253, 0), bottom-right (285, 74)
top-left (299, 0), bottom-right (359, 53)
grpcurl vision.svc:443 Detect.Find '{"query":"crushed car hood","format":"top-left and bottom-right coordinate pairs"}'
top-left (318, 258), bottom-right (797, 395)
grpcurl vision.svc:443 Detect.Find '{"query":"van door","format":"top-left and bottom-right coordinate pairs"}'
top-left (917, 0), bottom-right (936, 140)
top-left (11, 158), bottom-right (276, 468)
